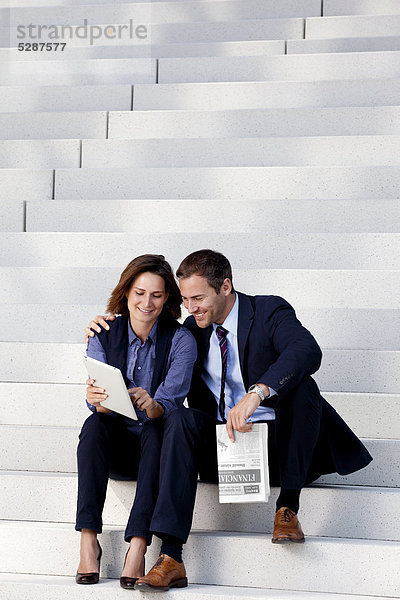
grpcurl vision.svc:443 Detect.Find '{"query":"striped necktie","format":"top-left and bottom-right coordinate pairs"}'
top-left (216, 325), bottom-right (228, 423)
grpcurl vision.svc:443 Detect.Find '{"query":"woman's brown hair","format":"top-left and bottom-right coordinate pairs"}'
top-left (106, 254), bottom-right (181, 320)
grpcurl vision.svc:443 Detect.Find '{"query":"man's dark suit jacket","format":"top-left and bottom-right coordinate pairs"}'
top-left (184, 291), bottom-right (372, 482)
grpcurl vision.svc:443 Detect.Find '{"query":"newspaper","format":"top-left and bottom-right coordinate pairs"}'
top-left (216, 423), bottom-right (270, 503)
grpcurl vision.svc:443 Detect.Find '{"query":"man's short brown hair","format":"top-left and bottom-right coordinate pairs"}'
top-left (176, 249), bottom-right (234, 294)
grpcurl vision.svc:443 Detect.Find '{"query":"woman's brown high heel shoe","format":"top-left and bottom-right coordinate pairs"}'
top-left (120, 547), bottom-right (145, 589)
top-left (76, 540), bottom-right (102, 585)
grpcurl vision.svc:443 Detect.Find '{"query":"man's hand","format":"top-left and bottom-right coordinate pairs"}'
top-left (128, 387), bottom-right (165, 419)
top-left (86, 378), bottom-right (112, 414)
top-left (84, 314), bottom-right (117, 344)
top-left (226, 393), bottom-right (261, 442)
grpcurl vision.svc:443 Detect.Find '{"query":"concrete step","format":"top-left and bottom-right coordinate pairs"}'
top-left (81, 135), bottom-right (400, 168)
top-left (3, 303), bottom-right (399, 351)
top-left (11, 133), bottom-right (400, 170)
top-left (112, 105), bottom-right (400, 138)
top-left (1, 381), bottom-right (397, 439)
top-left (1, 471), bottom-right (398, 541)
top-left (1, 341), bottom-right (399, 393)
top-left (158, 51), bottom-right (400, 83)
top-left (0, 521), bottom-right (399, 596)
top-left (4, 0), bottom-right (275, 4)
top-left (0, 140), bottom-right (80, 168)
top-left (288, 36), bottom-right (400, 54)
top-left (3, 1), bottom-right (321, 26)
top-left (25, 199), bottom-right (400, 234)
top-left (54, 165), bottom-right (400, 200)
top-left (0, 111), bottom-right (106, 140)
top-left (1, 58), bottom-right (156, 86)
top-left (133, 79), bottom-right (400, 110)
top-left (306, 14), bottom-right (400, 39)
top-left (1, 576), bottom-right (394, 600)
top-left (324, 392), bottom-right (400, 440)
top-left (0, 268), bottom-right (397, 309)
top-left (0, 383), bottom-right (88, 427)
top-left (115, 105), bottom-right (400, 137)
top-left (0, 425), bottom-right (395, 486)
top-left (0, 169), bottom-right (52, 201)
top-left (1, 233), bottom-right (399, 270)
top-left (5, 18), bottom-right (305, 48)
top-left (0, 200), bottom-right (24, 232)
top-left (3, 40), bottom-right (286, 60)
top-left (324, 0), bottom-right (400, 16)
top-left (0, 84), bottom-right (132, 113)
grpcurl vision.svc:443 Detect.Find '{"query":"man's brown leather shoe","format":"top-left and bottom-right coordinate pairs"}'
top-left (272, 507), bottom-right (305, 543)
top-left (134, 554), bottom-right (188, 592)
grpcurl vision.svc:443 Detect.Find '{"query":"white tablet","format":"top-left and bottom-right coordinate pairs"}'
top-left (83, 355), bottom-right (137, 420)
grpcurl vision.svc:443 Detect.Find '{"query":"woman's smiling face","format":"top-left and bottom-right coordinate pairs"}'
top-left (126, 271), bottom-right (169, 329)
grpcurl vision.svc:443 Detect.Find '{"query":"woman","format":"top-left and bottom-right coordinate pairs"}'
top-left (75, 254), bottom-right (197, 589)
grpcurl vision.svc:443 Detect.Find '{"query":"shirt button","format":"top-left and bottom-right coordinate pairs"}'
top-left (139, 423), bottom-right (143, 427)
top-left (138, 366), bottom-right (142, 370)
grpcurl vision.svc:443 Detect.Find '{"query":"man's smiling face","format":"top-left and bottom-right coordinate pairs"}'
top-left (179, 274), bottom-right (233, 328)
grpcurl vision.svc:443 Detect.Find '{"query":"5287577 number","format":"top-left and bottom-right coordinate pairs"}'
top-left (18, 43), bottom-right (67, 51)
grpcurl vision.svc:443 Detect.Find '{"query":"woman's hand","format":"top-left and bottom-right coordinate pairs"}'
top-left (84, 314), bottom-right (117, 344)
top-left (128, 387), bottom-right (164, 419)
top-left (86, 378), bottom-right (112, 414)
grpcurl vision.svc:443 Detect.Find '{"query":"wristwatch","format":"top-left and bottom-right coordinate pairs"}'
top-left (248, 384), bottom-right (268, 403)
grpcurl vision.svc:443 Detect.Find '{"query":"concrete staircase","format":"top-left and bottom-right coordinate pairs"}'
top-left (1, 0), bottom-right (399, 598)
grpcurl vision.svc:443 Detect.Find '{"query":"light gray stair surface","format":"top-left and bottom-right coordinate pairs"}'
top-left (54, 165), bottom-right (400, 200)
top-left (1, 233), bottom-right (398, 270)
top-left (6, 0), bottom-right (309, 3)
top-left (3, 40), bottom-right (287, 60)
top-left (1, 58), bottom-right (157, 86)
top-left (3, 302), bottom-right (399, 351)
top-left (0, 383), bottom-right (88, 427)
top-left (81, 135), bottom-right (400, 168)
top-left (324, 0), bottom-right (400, 16)
top-left (0, 268), bottom-right (397, 308)
top-left (158, 51), bottom-right (400, 83)
top-left (306, 14), bottom-right (400, 39)
top-left (3, 1), bottom-right (321, 25)
top-left (116, 105), bottom-right (400, 137)
top-left (0, 84), bottom-right (132, 113)
top-left (133, 79), bottom-right (400, 110)
top-left (0, 427), bottom-right (396, 485)
top-left (0, 140), bottom-right (80, 168)
top-left (0, 200), bottom-right (24, 232)
top-left (0, 169), bottom-right (53, 201)
top-left (25, 199), bottom-right (400, 234)
top-left (1, 380), bottom-right (397, 439)
top-left (1, 341), bottom-right (399, 393)
top-left (0, 521), bottom-right (399, 596)
top-left (1, 0), bottom-right (398, 598)
top-left (0, 112), bottom-right (107, 140)
top-left (323, 392), bottom-right (400, 439)
top-left (0, 0), bottom-right (310, 3)
top-left (317, 438), bottom-right (400, 486)
top-left (1, 471), bottom-right (399, 541)
top-left (287, 36), bottom-right (400, 54)
top-left (0, 576), bottom-right (397, 600)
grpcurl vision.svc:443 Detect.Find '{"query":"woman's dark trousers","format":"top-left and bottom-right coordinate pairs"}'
top-left (76, 412), bottom-right (163, 544)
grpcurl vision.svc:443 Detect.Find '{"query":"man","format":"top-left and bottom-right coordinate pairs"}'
top-left (85, 249), bottom-right (372, 590)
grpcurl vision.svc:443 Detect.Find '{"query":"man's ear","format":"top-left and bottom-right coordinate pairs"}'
top-left (221, 278), bottom-right (232, 296)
